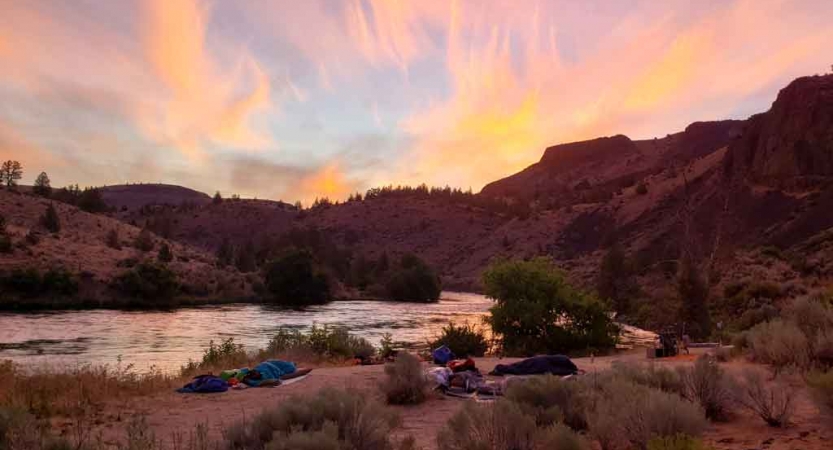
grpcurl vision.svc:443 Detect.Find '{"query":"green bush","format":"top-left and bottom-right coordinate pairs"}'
top-left (647, 434), bottom-right (712, 450)
top-left (41, 268), bottom-right (78, 296)
top-left (265, 325), bottom-right (375, 360)
top-left (437, 400), bottom-right (588, 450)
top-left (114, 261), bottom-right (179, 302)
top-left (264, 248), bottom-right (331, 306)
top-left (806, 370), bottom-right (833, 424)
top-left (223, 387), bottom-right (402, 450)
top-left (384, 253), bottom-right (441, 302)
top-left (429, 322), bottom-right (488, 357)
top-left (382, 353), bottom-right (431, 405)
top-left (39, 204), bottom-right (60, 234)
top-left (736, 370), bottom-right (795, 427)
top-left (747, 319), bottom-right (810, 372)
top-left (504, 374), bottom-right (589, 430)
top-left (484, 257), bottom-right (617, 356)
top-left (677, 356), bottom-right (735, 421)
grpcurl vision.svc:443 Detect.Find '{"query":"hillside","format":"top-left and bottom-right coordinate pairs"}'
top-left (100, 184), bottom-right (212, 211)
top-left (0, 189), bottom-right (254, 308)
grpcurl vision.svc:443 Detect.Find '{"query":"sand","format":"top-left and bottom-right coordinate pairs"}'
top-left (87, 350), bottom-right (829, 450)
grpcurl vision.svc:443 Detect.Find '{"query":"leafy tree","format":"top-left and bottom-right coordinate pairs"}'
top-left (40, 203), bottom-right (61, 233)
top-left (217, 237), bottom-right (235, 267)
top-left (213, 191), bottom-right (223, 204)
top-left (484, 257), bottom-right (618, 356)
top-left (0, 160), bottom-right (22, 188)
top-left (78, 187), bottom-right (108, 213)
top-left (105, 229), bottom-right (121, 250)
top-left (263, 248), bottom-right (331, 306)
top-left (158, 242), bottom-right (174, 263)
top-left (134, 227), bottom-right (155, 252)
top-left (596, 243), bottom-right (639, 315)
top-left (385, 253), bottom-right (442, 302)
top-left (235, 240), bottom-right (257, 272)
top-left (677, 256), bottom-right (711, 339)
top-left (33, 172), bottom-right (52, 197)
top-left (115, 261), bottom-right (179, 302)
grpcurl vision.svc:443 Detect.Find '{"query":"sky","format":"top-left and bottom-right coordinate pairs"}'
top-left (1, 0), bottom-right (831, 204)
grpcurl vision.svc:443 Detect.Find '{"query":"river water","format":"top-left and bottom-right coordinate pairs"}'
top-left (0, 292), bottom-right (493, 372)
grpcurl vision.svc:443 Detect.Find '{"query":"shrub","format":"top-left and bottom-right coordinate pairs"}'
top-left (157, 243), bottom-right (173, 263)
top-left (806, 370), bottom-right (833, 423)
top-left (25, 231), bottom-right (40, 246)
top-left (587, 379), bottom-right (707, 450)
top-left (610, 362), bottom-right (684, 396)
top-left (201, 338), bottom-right (246, 369)
top-left (41, 267), bottom-right (78, 296)
top-left (484, 257), bottom-right (618, 356)
top-left (784, 296), bottom-right (833, 345)
top-left (223, 387), bottom-right (401, 450)
top-left (747, 319), bottom-right (810, 372)
top-left (429, 322), bottom-right (489, 358)
top-left (382, 353), bottom-right (431, 405)
top-left (436, 400), bottom-right (588, 450)
top-left (134, 228), bottom-right (154, 252)
top-left (814, 331), bottom-right (833, 368)
top-left (736, 370), bottom-right (795, 427)
top-left (114, 261), bottom-right (179, 302)
top-left (264, 248), bottom-right (331, 306)
top-left (504, 374), bottom-right (589, 430)
top-left (0, 235), bottom-right (10, 254)
top-left (105, 229), bottom-right (121, 250)
top-left (39, 204), bottom-right (60, 233)
top-left (647, 434), bottom-right (711, 450)
top-left (677, 356), bottom-right (735, 421)
top-left (384, 253), bottom-right (441, 302)
top-left (264, 325), bottom-right (375, 361)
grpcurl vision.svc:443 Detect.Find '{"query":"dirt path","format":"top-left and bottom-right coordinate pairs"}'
top-left (92, 351), bottom-right (829, 450)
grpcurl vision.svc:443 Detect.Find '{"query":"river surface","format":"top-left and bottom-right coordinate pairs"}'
top-left (0, 292), bottom-right (492, 372)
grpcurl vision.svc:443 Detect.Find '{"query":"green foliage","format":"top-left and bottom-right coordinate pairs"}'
top-left (77, 188), bottom-right (108, 213)
top-left (504, 374), bottom-right (589, 430)
top-left (807, 370), bottom-right (833, 423)
top-left (265, 325), bottom-right (375, 360)
top-left (647, 435), bottom-right (712, 450)
top-left (212, 191), bottom-right (222, 204)
top-left (133, 228), bottom-right (154, 252)
top-left (157, 243), bottom-right (173, 263)
top-left (201, 338), bottom-right (246, 368)
top-left (379, 333), bottom-right (395, 359)
top-left (484, 257), bottom-right (617, 356)
top-left (41, 268), bottom-right (78, 296)
top-left (223, 387), bottom-right (401, 450)
top-left (105, 229), bottom-right (121, 250)
top-left (0, 235), bottom-right (10, 254)
top-left (382, 353), bottom-right (431, 405)
top-left (264, 248), bottom-right (331, 306)
top-left (114, 261), bottom-right (179, 302)
top-left (384, 253), bottom-right (442, 302)
top-left (1, 267), bottom-right (77, 298)
top-left (0, 160), bottom-right (22, 188)
top-left (429, 322), bottom-right (489, 357)
top-left (33, 172), bottom-right (51, 198)
top-left (597, 243), bottom-right (639, 315)
top-left (39, 204), bottom-right (60, 234)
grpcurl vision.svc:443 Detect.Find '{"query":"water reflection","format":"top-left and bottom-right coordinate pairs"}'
top-left (0, 292), bottom-right (493, 372)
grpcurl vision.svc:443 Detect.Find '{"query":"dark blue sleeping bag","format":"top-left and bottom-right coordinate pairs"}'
top-left (489, 355), bottom-right (578, 376)
top-left (177, 375), bottom-right (229, 393)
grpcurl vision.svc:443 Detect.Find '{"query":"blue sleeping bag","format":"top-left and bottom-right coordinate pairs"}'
top-left (177, 375), bottom-right (229, 393)
top-left (432, 345), bottom-right (455, 365)
top-left (243, 360), bottom-right (297, 387)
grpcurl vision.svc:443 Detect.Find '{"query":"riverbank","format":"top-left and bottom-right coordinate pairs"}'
top-left (36, 351), bottom-right (832, 450)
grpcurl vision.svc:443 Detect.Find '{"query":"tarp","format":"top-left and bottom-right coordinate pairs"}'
top-left (489, 355), bottom-right (578, 377)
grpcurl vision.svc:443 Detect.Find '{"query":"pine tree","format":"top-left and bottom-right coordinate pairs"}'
top-left (33, 172), bottom-right (52, 197)
top-left (40, 203), bottom-right (61, 233)
top-left (677, 255), bottom-right (711, 339)
top-left (212, 191), bottom-right (223, 204)
top-left (158, 242), bottom-right (174, 263)
top-left (217, 238), bottom-right (235, 267)
top-left (1, 160), bottom-right (23, 189)
top-left (596, 243), bottom-right (639, 315)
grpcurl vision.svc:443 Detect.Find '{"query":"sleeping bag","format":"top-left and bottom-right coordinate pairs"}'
top-left (242, 360), bottom-right (297, 387)
top-left (177, 375), bottom-right (229, 393)
top-left (489, 355), bottom-right (578, 376)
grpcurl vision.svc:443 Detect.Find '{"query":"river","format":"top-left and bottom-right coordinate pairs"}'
top-left (0, 292), bottom-right (493, 372)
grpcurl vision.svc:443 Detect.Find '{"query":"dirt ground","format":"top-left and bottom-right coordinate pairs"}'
top-left (87, 349), bottom-right (829, 450)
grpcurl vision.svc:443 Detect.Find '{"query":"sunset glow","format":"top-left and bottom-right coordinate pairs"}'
top-left (1, 0), bottom-right (831, 202)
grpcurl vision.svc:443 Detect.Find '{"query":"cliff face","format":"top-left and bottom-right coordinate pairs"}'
top-left (725, 75), bottom-right (833, 189)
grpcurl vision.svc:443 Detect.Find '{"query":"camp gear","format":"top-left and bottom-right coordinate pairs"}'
top-left (432, 345), bottom-right (455, 365)
top-left (177, 375), bottom-right (229, 394)
top-left (490, 355), bottom-right (578, 377)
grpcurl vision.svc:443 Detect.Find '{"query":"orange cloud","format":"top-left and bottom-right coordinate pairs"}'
top-left (298, 163), bottom-right (359, 202)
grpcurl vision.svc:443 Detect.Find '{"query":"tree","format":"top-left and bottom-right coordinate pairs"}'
top-left (115, 261), bottom-right (179, 302)
top-left (263, 248), bottom-right (331, 306)
top-left (40, 203), bottom-right (61, 233)
top-left (158, 242), bottom-right (174, 263)
top-left (217, 238), bottom-right (235, 267)
top-left (677, 256), bottom-right (711, 339)
top-left (484, 257), bottom-right (618, 356)
top-left (385, 253), bottom-right (442, 302)
top-left (213, 191), bottom-right (223, 204)
top-left (33, 172), bottom-right (52, 197)
top-left (0, 160), bottom-right (22, 189)
top-left (596, 243), bottom-right (639, 315)
top-left (105, 229), bottom-right (121, 250)
top-left (134, 227), bottom-right (154, 252)
top-left (78, 187), bottom-right (108, 213)
top-left (235, 240), bottom-right (257, 272)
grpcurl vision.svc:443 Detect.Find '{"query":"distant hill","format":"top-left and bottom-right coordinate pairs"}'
top-left (100, 184), bottom-right (212, 211)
